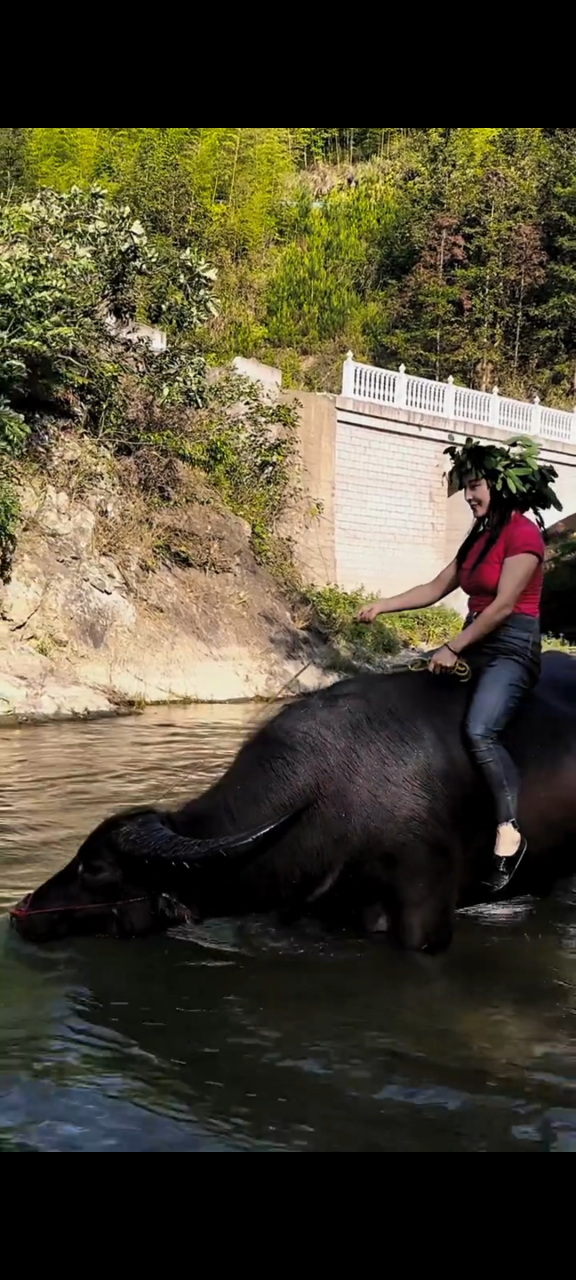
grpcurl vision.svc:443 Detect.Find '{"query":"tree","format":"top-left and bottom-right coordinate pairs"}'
top-left (380, 212), bottom-right (467, 379)
top-left (537, 131), bottom-right (576, 397)
top-left (0, 185), bottom-right (216, 427)
top-left (2, 126), bottom-right (576, 402)
top-left (266, 181), bottom-right (396, 350)
top-left (0, 128), bottom-right (30, 195)
top-left (26, 127), bottom-right (104, 190)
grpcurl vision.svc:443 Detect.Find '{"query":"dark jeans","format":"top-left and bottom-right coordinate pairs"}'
top-left (463, 614), bottom-right (541, 826)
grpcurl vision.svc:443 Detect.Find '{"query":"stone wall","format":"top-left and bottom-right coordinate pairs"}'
top-left (232, 356), bottom-right (282, 394)
top-left (280, 391), bottom-right (336, 586)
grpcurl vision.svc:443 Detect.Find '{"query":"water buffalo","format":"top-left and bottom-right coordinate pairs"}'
top-left (11, 650), bottom-right (576, 953)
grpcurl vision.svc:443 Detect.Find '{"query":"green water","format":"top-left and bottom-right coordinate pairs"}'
top-left (1, 706), bottom-right (576, 1152)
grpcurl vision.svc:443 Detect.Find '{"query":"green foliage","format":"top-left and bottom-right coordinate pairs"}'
top-left (25, 128), bottom-right (105, 193)
top-left (0, 186), bottom-right (154, 419)
top-left (0, 128), bottom-right (30, 196)
top-left (305, 585), bottom-right (462, 660)
top-left (146, 247), bottom-right (218, 335)
top-left (0, 474), bottom-right (20, 580)
top-left (0, 181), bottom-right (219, 569)
top-left (536, 131), bottom-right (576, 397)
top-left (0, 184), bottom-right (217, 430)
top-left (4, 127), bottom-right (576, 614)
top-left (5, 126), bottom-right (576, 401)
top-left (180, 373), bottom-right (300, 557)
top-left (144, 346), bottom-right (207, 410)
top-left (445, 435), bottom-right (562, 521)
top-left (19, 128), bottom-right (297, 256)
top-left (109, 371), bottom-right (302, 589)
top-left (266, 184), bottom-right (394, 350)
top-left (0, 384), bottom-right (28, 582)
top-left (0, 400), bottom-right (29, 455)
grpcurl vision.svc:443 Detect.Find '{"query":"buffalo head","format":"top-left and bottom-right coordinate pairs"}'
top-left (11, 806), bottom-right (296, 944)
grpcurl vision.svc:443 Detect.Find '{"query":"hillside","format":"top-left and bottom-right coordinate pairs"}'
top-left (1, 130), bottom-right (575, 717)
top-left (2, 128), bottom-right (575, 403)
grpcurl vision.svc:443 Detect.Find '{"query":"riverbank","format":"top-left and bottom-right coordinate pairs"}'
top-left (0, 423), bottom-right (468, 725)
top-left (0, 459), bottom-right (338, 724)
top-left (3, 464), bottom-right (568, 725)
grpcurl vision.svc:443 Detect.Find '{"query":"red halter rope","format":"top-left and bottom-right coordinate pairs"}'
top-left (10, 895), bottom-right (150, 919)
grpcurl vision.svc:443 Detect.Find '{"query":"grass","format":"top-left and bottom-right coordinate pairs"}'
top-left (32, 631), bottom-right (68, 659)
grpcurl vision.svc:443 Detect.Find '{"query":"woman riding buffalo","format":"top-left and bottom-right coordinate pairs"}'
top-left (358, 436), bottom-right (561, 894)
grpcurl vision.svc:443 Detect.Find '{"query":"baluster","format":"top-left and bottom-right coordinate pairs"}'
top-left (531, 396), bottom-right (541, 437)
top-left (445, 375), bottom-right (455, 420)
top-left (342, 351), bottom-right (355, 397)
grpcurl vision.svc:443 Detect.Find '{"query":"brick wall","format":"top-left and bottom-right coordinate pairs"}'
top-left (335, 420), bottom-right (448, 595)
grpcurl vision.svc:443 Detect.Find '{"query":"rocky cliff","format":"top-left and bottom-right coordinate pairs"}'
top-left (0, 455), bottom-right (332, 723)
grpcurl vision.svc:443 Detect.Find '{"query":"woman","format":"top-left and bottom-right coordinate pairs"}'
top-left (357, 437), bottom-right (561, 893)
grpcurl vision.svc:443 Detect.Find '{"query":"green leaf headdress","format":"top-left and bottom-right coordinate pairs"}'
top-left (444, 435), bottom-right (562, 528)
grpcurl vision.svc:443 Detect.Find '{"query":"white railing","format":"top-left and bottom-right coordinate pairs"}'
top-left (341, 353), bottom-right (576, 446)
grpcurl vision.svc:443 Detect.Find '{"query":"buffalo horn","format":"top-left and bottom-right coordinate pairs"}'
top-left (112, 808), bottom-right (299, 864)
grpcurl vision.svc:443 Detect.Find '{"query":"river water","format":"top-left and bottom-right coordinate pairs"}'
top-left (1, 705), bottom-right (576, 1152)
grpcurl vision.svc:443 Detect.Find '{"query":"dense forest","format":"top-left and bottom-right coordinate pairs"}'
top-left (1, 127), bottom-right (576, 402)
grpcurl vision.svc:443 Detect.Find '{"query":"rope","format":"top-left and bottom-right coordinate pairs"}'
top-left (10, 895), bottom-right (149, 920)
top-left (259, 660), bottom-right (315, 704)
top-left (395, 656), bottom-right (472, 683)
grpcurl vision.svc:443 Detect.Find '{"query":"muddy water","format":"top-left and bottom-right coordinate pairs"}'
top-left (1, 706), bottom-right (576, 1152)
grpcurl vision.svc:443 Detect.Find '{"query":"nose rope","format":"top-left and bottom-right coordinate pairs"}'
top-left (10, 895), bottom-right (149, 920)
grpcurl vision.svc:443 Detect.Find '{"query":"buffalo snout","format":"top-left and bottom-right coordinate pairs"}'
top-left (8, 846), bottom-right (156, 943)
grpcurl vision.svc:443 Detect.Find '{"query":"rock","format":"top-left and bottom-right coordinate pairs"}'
top-left (0, 644), bottom-right (114, 721)
top-left (35, 486), bottom-right (96, 553)
top-left (0, 486), bottom-right (335, 723)
top-left (1, 556), bottom-right (47, 627)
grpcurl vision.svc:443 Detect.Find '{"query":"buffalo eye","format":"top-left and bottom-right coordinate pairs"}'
top-left (80, 857), bottom-right (122, 890)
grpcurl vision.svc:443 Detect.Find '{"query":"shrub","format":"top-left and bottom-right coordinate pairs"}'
top-left (0, 185), bottom-right (219, 571)
top-left (0, 474), bottom-right (19, 580)
top-left (305, 585), bottom-right (462, 659)
top-left (140, 371), bottom-right (300, 556)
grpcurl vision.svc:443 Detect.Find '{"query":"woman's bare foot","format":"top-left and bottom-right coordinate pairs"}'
top-left (495, 822), bottom-right (522, 858)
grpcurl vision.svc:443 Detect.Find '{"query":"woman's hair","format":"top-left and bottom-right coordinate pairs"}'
top-left (446, 438), bottom-right (560, 562)
top-left (456, 486), bottom-right (520, 571)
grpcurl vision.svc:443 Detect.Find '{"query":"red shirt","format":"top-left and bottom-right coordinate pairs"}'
top-left (459, 512), bottom-right (544, 618)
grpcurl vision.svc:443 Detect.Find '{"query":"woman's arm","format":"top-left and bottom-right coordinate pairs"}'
top-left (429, 554), bottom-right (540, 673)
top-left (441, 554), bottom-right (540, 661)
top-left (357, 560), bottom-right (459, 623)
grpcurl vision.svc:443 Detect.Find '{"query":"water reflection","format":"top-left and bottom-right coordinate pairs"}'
top-left (1, 707), bottom-right (576, 1151)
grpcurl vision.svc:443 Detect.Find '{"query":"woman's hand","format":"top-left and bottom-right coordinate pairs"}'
top-left (356, 601), bottom-right (383, 624)
top-left (428, 645), bottom-right (458, 675)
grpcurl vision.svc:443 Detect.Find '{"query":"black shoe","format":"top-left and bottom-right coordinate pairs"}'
top-left (483, 839), bottom-right (527, 895)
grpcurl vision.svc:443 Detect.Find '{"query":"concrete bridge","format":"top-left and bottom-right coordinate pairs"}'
top-left (287, 357), bottom-right (576, 614)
